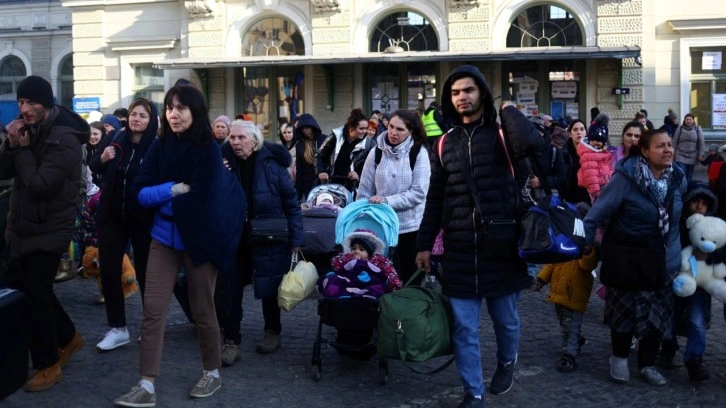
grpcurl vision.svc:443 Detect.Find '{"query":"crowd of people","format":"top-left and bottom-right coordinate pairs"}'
top-left (1, 68), bottom-right (726, 408)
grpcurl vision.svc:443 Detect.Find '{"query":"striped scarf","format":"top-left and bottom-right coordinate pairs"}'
top-left (634, 156), bottom-right (673, 237)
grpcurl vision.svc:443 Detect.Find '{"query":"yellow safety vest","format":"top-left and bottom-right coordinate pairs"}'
top-left (422, 109), bottom-right (443, 137)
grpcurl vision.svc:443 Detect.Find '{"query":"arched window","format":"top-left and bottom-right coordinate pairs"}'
top-left (58, 55), bottom-right (74, 108)
top-left (370, 11), bottom-right (438, 52)
top-left (0, 55), bottom-right (27, 96)
top-left (506, 4), bottom-right (583, 47)
top-left (242, 17), bottom-right (304, 57)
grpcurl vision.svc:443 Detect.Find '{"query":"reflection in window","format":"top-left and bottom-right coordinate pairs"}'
top-left (242, 18), bottom-right (304, 57)
top-left (689, 47), bottom-right (726, 129)
top-left (0, 55), bottom-right (27, 96)
top-left (507, 4), bottom-right (583, 47)
top-left (58, 56), bottom-right (74, 108)
top-left (133, 65), bottom-right (164, 110)
top-left (370, 12), bottom-right (438, 52)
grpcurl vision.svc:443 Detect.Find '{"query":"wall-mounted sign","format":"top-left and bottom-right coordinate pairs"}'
top-left (612, 88), bottom-right (630, 95)
top-left (713, 93), bottom-right (726, 129)
top-left (72, 97), bottom-right (101, 113)
top-left (552, 82), bottom-right (577, 98)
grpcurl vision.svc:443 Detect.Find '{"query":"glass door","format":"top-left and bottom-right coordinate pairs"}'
top-left (237, 66), bottom-right (304, 138)
top-left (368, 63), bottom-right (436, 116)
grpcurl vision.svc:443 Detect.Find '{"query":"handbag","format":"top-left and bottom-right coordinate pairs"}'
top-left (599, 228), bottom-right (666, 291)
top-left (248, 217), bottom-right (289, 246)
top-left (517, 194), bottom-right (586, 264)
top-left (278, 252), bottom-right (318, 312)
top-left (377, 270), bottom-right (454, 374)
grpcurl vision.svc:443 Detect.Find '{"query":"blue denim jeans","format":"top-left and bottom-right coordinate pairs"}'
top-left (683, 289), bottom-right (708, 363)
top-left (676, 162), bottom-right (695, 183)
top-left (450, 291), bottom-right (521, 396)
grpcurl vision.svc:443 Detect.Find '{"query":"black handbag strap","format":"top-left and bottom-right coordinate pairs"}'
top-left (394, 333), bottom-right (455, 375)
top-left (450, 131), bottom-right (488, 226)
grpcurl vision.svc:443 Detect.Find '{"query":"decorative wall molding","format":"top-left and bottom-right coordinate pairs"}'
top-left (185, 0), bottom-right (215, 19)
top-left (311, 0), bottom-right (340, 14)
top-left (449, 0), bottom-right (479, 8)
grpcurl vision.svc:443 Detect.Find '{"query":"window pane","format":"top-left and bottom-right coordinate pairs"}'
top-left (242, 18), bottom-right (304, 57)
top-left (690, 82), bottom-right (712, 129)
top-left (507, 5), bottom-right (583, 47)
top-left (134, 66), bottom-right (164, 87)
top-left (370, 11), bottom-right (438, 52)
top-left (0, 56), bottom-right (26, 77)
top-left (691, 48), bottom-right (726, 75)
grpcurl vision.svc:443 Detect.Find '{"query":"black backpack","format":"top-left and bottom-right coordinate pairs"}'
top-left (374, 143), bottom-right (423, 171)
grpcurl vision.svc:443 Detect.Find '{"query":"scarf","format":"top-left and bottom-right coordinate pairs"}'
top-left (633, 156), bottom-right (673, 236)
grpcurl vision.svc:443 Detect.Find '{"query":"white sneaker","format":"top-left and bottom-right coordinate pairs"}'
top-left (97, 327), bottom-right (130, 351)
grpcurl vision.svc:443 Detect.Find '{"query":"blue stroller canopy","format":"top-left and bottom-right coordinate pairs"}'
top-left (335, 200), bottom-right (399, 255)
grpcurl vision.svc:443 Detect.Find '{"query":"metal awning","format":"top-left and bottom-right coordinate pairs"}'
top-left (154, 46), bottom-right (641, 69)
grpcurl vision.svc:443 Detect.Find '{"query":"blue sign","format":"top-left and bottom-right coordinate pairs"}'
top-left (72, 97), bottom-right (101, 114)
top-left (550, 101), bottom-right (564, 121)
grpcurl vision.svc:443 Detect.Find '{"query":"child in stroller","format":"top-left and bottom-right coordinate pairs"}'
top-left (317, 228), bottom-right (401, 299)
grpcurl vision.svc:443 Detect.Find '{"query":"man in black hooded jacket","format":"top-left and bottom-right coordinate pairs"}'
top-left (416, 65), bottom-right (543, 407)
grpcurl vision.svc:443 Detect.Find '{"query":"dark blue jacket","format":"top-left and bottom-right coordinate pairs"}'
top-left (222, 141), bottom-right (303, 298)
top-left (134, 134), bottom-right (246, 273)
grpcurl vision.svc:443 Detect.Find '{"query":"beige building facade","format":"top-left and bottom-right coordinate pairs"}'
top-left (59, 0), bottom-right (726, 140)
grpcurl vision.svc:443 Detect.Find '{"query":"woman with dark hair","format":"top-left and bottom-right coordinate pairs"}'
top-left (114, 85), bottom-right (245, 406)
top-left (90, 98), bottom-right (158, 351)
top-left (316, 108), bottom-right (375, 192)
top-left (584, 129), bottom-right (686, 386)
top-left (87, 121), bottom-right (106, 184)
top-left (277, 122), bottom-right (296, 182)
top-left (293, 113), bottom-right (325, 200)
top-left (610, 120), bottom-right (644, 168)
top-left (560, 119), bottom-right (591, 205)
top-left (357, 109), bottom-right (431, 282)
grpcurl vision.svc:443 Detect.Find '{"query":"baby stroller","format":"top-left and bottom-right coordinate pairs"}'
top-left (301, 183), bottom-right (354, 271)
top-left (310, 200), bottom-right (399, 384)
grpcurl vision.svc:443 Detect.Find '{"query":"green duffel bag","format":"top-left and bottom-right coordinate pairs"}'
top-left (377, 270), bottom-right (454, 374)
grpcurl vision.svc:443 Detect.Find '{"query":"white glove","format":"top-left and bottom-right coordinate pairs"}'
top-left (171, 182), bottom-right (190, 197)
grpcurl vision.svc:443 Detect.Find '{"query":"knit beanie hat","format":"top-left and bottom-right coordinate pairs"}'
top-left (528, 116), bottom-right (545, 134)
top-left (343, 228), bottom-right (385, 255)
top-left (17, 75), bottom-right (54, 108)
top-left (587, 112), bottom-right (610, 144)
top-left (213, 115), bottom-right (230, 128)
top-left (667, 109), bottom-right (678, 122)
top-left (101, 114), bottom-right (121, 131)
top-left (710, 144), bottom-right (720, 153)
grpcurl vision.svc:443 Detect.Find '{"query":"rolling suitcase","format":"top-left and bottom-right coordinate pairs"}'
top-left (0, 288), bottom-right (29, 400)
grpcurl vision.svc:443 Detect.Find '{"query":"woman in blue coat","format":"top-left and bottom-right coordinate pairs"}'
top-left (218, 120), bottom-right (303, 361)
top-left (114, 84), bottom-right (245, 406)
top-left (584, 129), bottom-right (686, 387)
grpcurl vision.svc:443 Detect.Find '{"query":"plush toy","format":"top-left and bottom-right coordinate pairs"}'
top-left (81, 246), bottom-right (139, 301)
top-left (672, 214), bottom-right (726, 302)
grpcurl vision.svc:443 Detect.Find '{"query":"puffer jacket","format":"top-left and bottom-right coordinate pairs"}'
top-left (536, 249), bottom-right (598, 313)
top-left (0, 105), bottom-right (90, 257)
top-left (576, 139), bottom-right (613, 200)
top-left (415, 64), bottom-right (545, 299)
top-left (356, 131), bottom-right (431, 234)
top-left (316, 126), bottom-right (375, 191)
top-left (672, 124), bottom-right (705, 165)
top-left (294, 114), bottom-right (325, 200)
top-left (584, 156), bottom-right (686, 281)
top-left (222, 141), bottom-right (303, 299)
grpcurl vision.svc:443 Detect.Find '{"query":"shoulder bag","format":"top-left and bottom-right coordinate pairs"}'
top-left (248, 216), bottom-right (289, 246)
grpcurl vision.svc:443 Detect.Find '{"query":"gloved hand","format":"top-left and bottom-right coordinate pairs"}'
top-left (171, 182), bottom-right (190, 197)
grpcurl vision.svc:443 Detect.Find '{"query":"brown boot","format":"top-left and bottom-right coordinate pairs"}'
top-left (24, 362), bottom-right (61, 392)
top-left (58, 331), bottom-right (84, 368)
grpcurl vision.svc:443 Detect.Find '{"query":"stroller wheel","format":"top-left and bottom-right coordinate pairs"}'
top-left (311, 363), bottom-right (322, 381)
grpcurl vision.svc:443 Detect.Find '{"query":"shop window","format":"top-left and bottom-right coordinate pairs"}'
top-left (58, 55), bottom-right (73, 109)
top-left (0, 55), bottom-right (27, 97)
top-left (370, 11), bottom-right (438, 52)
top-left (506, 4), bottom-right (583, 48)
top-left (237, 66), bottom-right (304, 138)
top-left (133, 65), bottom-right (164, 109)
top-left (689, 47), bottom-right (726, 129)
top-left (242, 18), bottom-right (304, 57)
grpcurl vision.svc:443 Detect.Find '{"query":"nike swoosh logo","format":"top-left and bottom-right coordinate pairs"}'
top-left (559, 243), bottom-right (578, 252)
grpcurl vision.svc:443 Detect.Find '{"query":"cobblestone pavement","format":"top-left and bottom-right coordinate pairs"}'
top-left (5, 169), bottom-right (725, 408)
top-left (4, 273), bottom-right (726, 408)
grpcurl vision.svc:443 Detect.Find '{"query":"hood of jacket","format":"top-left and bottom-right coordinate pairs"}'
top-left (440, 64), bottom-right (497, 127)
top-left (34, 105), bottom-right (90, 145)
top-left (375, 130), bottom-right (413, 157)
top-left (684, 180), bottom-right (718, 214)
top-left (116, 102), bottom-right (159, 152)
top-left (294, 113), bottom-right (324, 143)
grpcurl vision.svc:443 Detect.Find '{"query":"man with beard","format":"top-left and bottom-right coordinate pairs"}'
top-left (415, 65), bottom-right (544, 408)
top-left (0, 75), bottom-right (89, 391)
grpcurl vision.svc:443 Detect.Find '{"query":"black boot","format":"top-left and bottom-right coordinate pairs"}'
top-left (685, 355), bottom-right (710, 382)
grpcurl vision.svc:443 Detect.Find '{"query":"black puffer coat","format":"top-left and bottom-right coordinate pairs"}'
top-left (416, 65), bottom-right (544, 298)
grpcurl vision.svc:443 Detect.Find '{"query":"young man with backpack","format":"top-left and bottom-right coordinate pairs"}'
top-left (415, 65), bottom-right (544, 408)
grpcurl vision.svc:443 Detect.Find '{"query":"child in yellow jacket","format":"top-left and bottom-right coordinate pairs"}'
top-left (534, 246), bottom-right (598, 372)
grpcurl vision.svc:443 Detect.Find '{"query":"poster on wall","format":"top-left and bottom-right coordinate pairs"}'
top-left (551, 82), bottom-right (577, 99)
top-left (566, 102), bottom-right (579, 119)
top-left (703, 51), bottom-right (723, 71)
top-left (550, 101), bottom-right (564, 120)
top-left (713, 94), bottom-right (726, 129)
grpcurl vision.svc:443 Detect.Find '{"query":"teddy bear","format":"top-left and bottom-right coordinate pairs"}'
top-left (672, 213), bottom-right (726, 302)
top-left (81, 246), bottom-right (139, 303)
